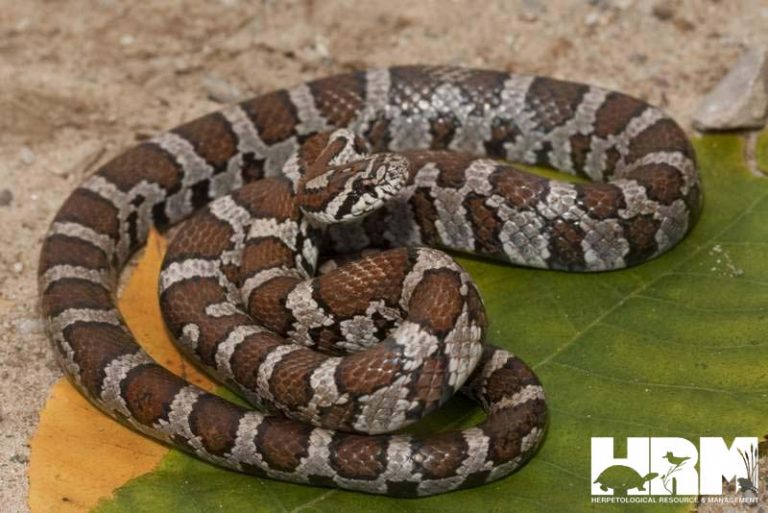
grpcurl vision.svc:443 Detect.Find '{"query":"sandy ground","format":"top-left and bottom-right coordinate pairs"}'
top-left (1, 1), bottom-right (767, 512)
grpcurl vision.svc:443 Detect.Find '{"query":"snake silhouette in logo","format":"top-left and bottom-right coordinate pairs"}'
top-left (594, 465), bottom-right (658, 495)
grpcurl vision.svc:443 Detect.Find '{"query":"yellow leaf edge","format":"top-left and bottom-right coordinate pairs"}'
top-left (28, 230), bottom-right (217, 512)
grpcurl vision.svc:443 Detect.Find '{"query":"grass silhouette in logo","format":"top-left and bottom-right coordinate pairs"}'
top-left (737, 444), bottom-right (759, 496)
top-left (594, 465), bottom-right (658, 495)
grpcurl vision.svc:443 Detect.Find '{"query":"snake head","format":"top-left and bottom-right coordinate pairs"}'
top-left (297, 129), bottom-right (410, 225)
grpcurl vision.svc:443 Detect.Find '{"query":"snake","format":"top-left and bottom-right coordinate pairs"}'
top-left (37, 65), bottom-right (700, 497)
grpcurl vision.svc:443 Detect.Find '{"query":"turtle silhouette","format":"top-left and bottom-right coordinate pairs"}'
top-left (594, 465), bottom-right (658, 495)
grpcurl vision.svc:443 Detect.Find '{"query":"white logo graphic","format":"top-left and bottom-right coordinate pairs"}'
top-left (591, 437), bottom-right (759, 505)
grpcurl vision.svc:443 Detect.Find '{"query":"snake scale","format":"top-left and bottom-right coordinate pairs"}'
top-left (38, 66), bottom-right (700, 497)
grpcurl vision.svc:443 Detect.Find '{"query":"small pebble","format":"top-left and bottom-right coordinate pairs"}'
top-left (15, 317), bottom-right (43, 336)
top-left (0, 189), bottom-right (12, 207)
top-left (12, 262), bottom-right (23, 273)
top-left (15, 17), bottom-right (31, 32)
top-left (693, 46), bottom-right (768, 130)
top-left (520, 0), bottom-right (546, 22)
top-left (652, 2), bottom-right (675, 20)
top-left (10, 453), bottom-right (28, 464)
top-left (19, 146), bottom-right (35, 165)
top-left (201, 75), bottom-right (243, 103)
top-left (584, 11), bottom-right (601, 26)
top-left (119, 34), bottom-right (135, 47)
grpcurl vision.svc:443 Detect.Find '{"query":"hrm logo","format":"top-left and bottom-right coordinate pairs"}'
top-left (591, 437), bottom-right (759, 496)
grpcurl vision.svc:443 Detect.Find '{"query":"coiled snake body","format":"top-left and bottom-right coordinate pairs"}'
top-left (38, 66), bottom-right (700, 497)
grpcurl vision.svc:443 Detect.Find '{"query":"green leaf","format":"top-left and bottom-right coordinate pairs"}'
top-left (92, 133), bottom-right (768, 513)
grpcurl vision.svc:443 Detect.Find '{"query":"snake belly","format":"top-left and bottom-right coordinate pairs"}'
top-left (38, 66), bottom-right (700, 497)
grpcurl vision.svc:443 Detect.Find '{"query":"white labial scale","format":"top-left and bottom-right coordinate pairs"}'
top-left (309, 158), bottom-right (377, 223)
top-left (100, 351), bottom-right (154, 418)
